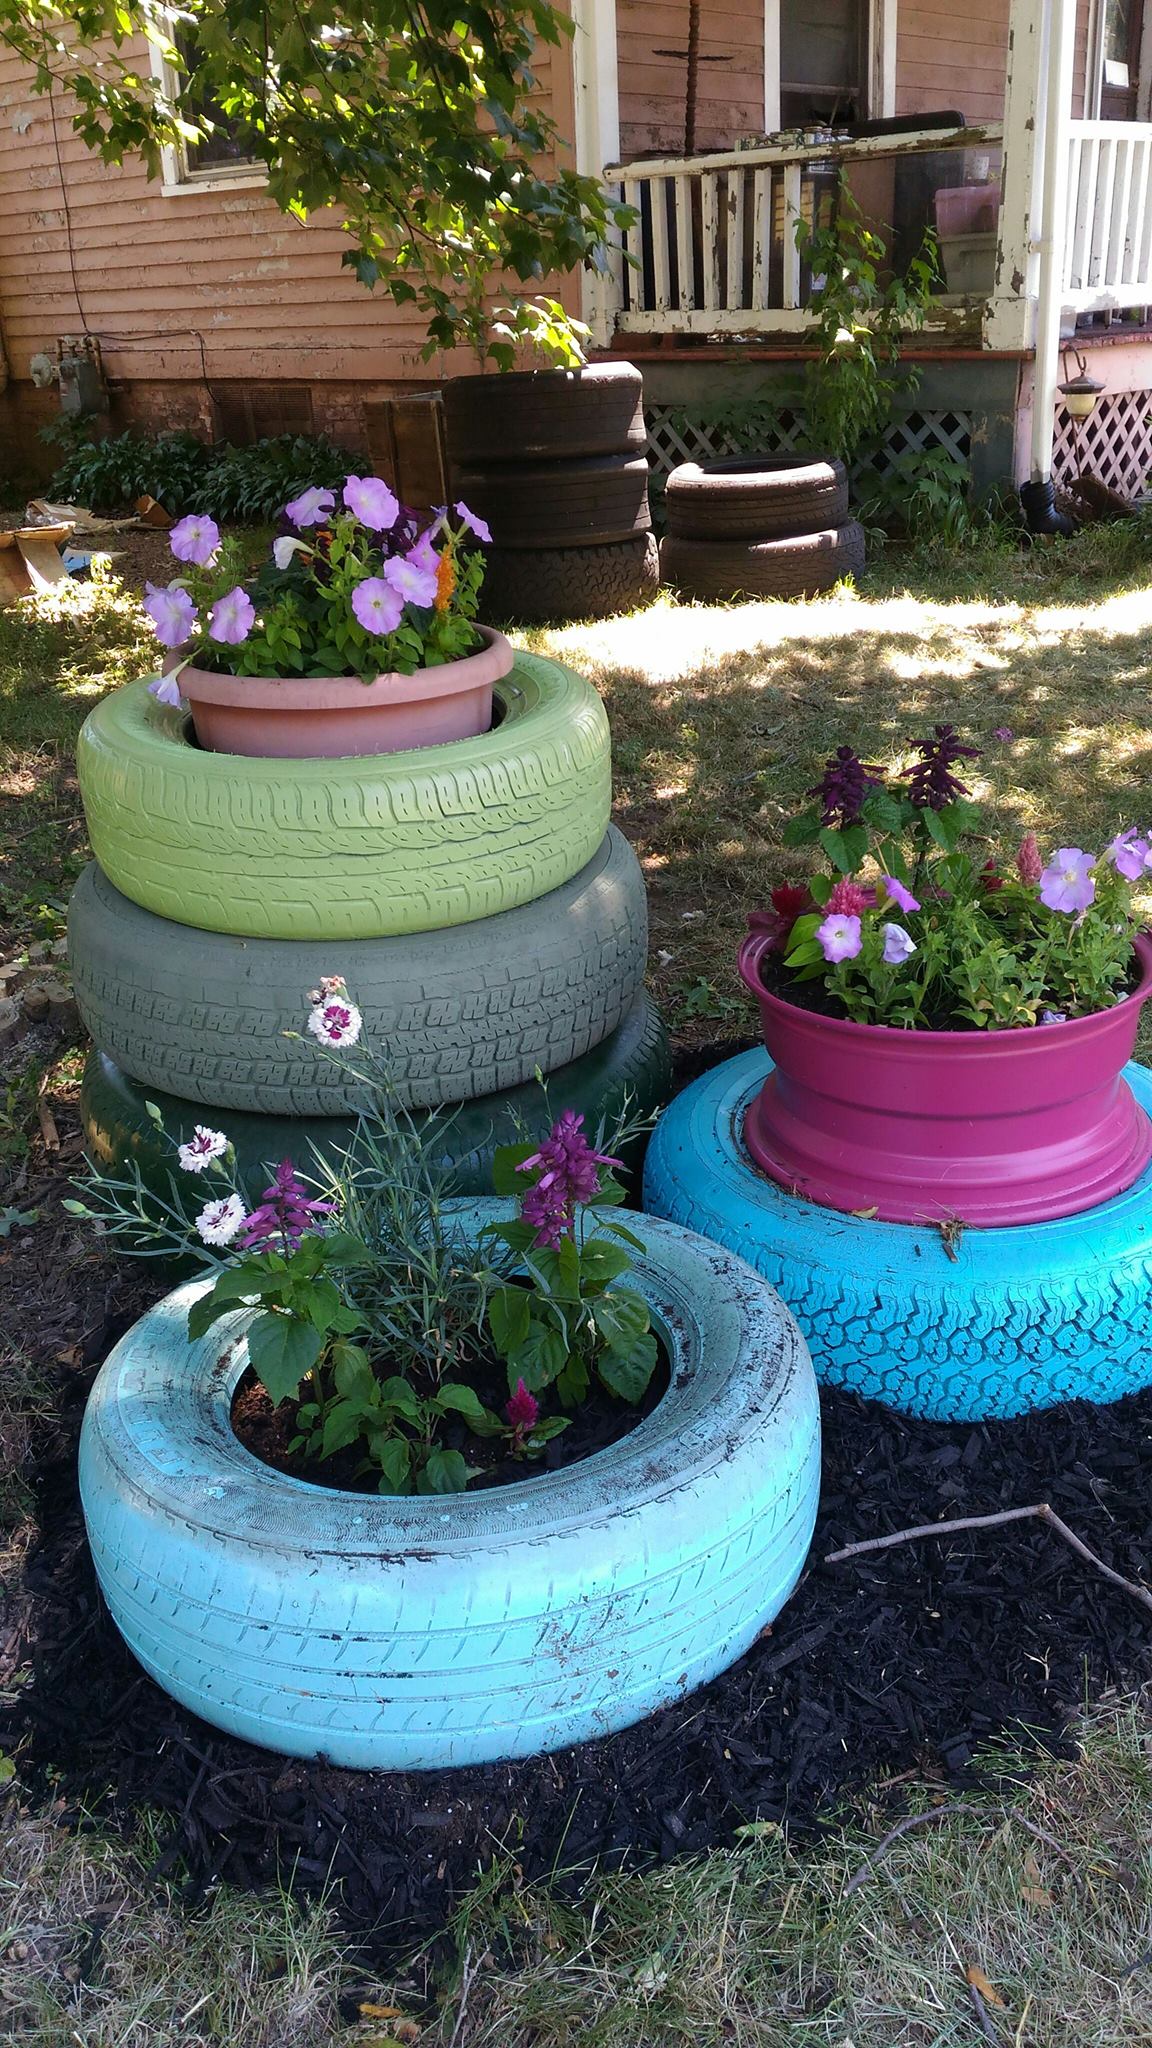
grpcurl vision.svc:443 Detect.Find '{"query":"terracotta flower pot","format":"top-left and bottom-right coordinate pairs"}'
top-left (178, 625), bottom-right (514, 759)
top-left (736, 928), bottom-right (1152, 1226)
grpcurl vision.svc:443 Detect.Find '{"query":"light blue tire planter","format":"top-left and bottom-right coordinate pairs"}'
top-left (78, 1203), bottom-right (821, 1770)
top-left (644, 1050), bottom-right (1152, 1424)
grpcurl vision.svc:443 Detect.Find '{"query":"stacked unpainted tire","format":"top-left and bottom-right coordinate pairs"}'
top-left (444, 365), bottom-right (658, 625)
top-left (70, 651), bottom-right (670, 1200)
top-left (660, 454), bottom-right (865, 602)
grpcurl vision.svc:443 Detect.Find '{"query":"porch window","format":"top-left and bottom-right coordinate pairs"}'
top-left (1091, 0), bottom-right (1148, 119)
top-left (779, 0), bottom-right (868, 127)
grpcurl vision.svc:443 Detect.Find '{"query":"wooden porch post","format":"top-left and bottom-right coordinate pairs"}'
top-left (985, 0), bottom-right (1051, 352)
top-left (1029, 0), bottom-right (1077, 480)
top-left (570, 0), bottom-right (621, 347)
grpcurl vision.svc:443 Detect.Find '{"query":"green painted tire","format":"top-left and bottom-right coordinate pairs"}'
top-left (68, 830), bottom-right (646, 1115)
top-left (79, 991), bottom-right (671, 1207)
top-left (76, 654), bottom-right (611, 940)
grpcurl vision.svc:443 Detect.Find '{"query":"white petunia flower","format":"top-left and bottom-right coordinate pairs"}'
top-left (195, 1193), bottom-right (248, 1247)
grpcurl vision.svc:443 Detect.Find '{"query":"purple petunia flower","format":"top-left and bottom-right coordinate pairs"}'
top-left (882, 875), bottom-right (920, 914)
top-left (881, 921), bottom-right (917, 965)
top-left (208, 586), bottom-right (255, 645)
top-left (1039, 848), bottom-right (1096, 914)
top-left (343, 474), bottom-right (400, 530)
top-left (517, 1110), bottom-right (622, 1249)
top-left (455, 500), bottom-right (492, 543)
top-left (406, 529), bottom-right (442, 577)
top-left (147, 670), bottom-right (186, 708)
top-left (383, 555), bottom-right (438, 608)
top-left (169, 513), bottom-right (220, 567)
top-left (285, 486), bottom-right (336, 527)
top-left (351, 577), bottom-right (404, 636)
top-left (993, 725), bottom-right (1014, 741)
top-left (816, 912), bottom-right (862, 964)
top-left (1107, 829), bottom-right (1151, 882)
top-left (239, 1158), bottom-right (335, 1252)
top-left (273, 534), bottom-right (311, 570)
top-left (143, 581), bottom-right (197, 649)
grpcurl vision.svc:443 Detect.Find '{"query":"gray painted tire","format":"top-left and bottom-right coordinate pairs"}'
top-left (68, 831), bottom-right (648, 1114)
top-left (453, 455), bottom-right (652, 551)
top-left (445, 365), bottom-right (646, 463)
top-left (665, 455), bottom-right (849, 540)
top-left (79, 1205), bottom-right (821, 1769)
top-left (660, 521), bottom-right (866, 601)
top-left (75, 654), bottom-right (611, 941)
top-left (483, 534), bottom-right (660, 625)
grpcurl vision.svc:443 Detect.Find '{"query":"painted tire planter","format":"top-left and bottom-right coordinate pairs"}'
top-left (79, 1206), bottom-right (821, 1769)
top-left (737, 930), bottom-right (1152, 1226)
top-left (644, 1048), bottom-right (1152, 1421)
top-left (79, 991), bottom-right (673, 1204)
top-left (75, 652), bottom-right (611, 940)
top-left (178, 625), bottom-right (514, 760)
top-left (69, 829), bottom-right (647, 1115)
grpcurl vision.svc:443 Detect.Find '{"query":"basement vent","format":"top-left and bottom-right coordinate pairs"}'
top-left (211, 383), bottom-right (315, 445)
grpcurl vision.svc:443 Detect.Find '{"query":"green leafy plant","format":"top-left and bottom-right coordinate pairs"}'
top-left (795, 193), bottom-right (940, 464)
top-left (47, 429), bottom-right (348, 522)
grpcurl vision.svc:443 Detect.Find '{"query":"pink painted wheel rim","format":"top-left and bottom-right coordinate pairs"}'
top-left (736, 929), bottom-right (1152, 1226)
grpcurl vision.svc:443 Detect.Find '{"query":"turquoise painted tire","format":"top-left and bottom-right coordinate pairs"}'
top-left (78, 1205), bottom-right (821, 1769)
top-left (644, 1048), bottom-right (1152, 1422)
top-left (75, 654), bottom-right (611, 940)
top-left (69, 829), bottom-right (646, 1114)
top-left (79, 991), bottom-right (672, 1203)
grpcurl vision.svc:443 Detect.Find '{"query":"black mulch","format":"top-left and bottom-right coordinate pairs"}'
top-left (3, 1050), bottom-right (1152, 1953)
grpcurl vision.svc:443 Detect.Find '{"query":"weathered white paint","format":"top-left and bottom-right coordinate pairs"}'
top-left (1031, 0), bottom-right (1077, 480)
top-left (1065, 119), bottom-right (1152, 302)
top-left (763, 0), bottom-right (781, 131)
top-left (570, 0), bottom-right (621, 344)
top-left (985, 0), bottom-right (1049, 351)
top-left (871, 0), bottom-right (899, 116)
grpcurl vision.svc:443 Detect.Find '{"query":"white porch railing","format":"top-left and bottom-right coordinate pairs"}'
top-left (1065, 121), bottom-right (1152, 310)
top-left (598, 125), bottom-right (1001, 345)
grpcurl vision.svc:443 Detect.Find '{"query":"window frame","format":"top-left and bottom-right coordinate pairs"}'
top-left (147, 28), bottom-right (266, 194)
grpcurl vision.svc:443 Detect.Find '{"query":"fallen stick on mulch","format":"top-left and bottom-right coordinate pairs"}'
top-left (825, 1502), bottom-right (1152, 1622)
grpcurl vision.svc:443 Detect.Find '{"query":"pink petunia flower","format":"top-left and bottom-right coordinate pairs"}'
top-left (881, 875), bottom-right (920, 914)
top-left (351, 577), bottom-right (404, 635)
top-left (169, 513), bottom-right (220, 567)
top-left (816, 913), bottom-right (863, 963)
top-left (1039, 848), bottom-right (1096, 914)
top-left (881, 921), bottom-right (916, 965)
top-left (143, 581), bottom-right (197, 649)
top-left (343, 475), bottom-right (400, 530)
top-left (1107, 829), bottom-right (1150, 882)
top-left (383, 555), bottom-right (438, 608)
top-left (208, 587), bottom-right (255, 645)
top-left (285, 486), bottom-right (336, 528)
top-left (455, 500), bottom-right (492, 543)
top-left (406, 529), bottom-right (442, 577)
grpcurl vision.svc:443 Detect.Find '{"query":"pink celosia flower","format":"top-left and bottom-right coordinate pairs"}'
top-left (505, 1379), bottom-right (539, 1435)
top-left (285, 486), bottom-right (335, 527)
top-left (238, 1159), bottom-right (335, 1251)
top-left (825, 878), bottom-right (870, 918)
top-left (195, 1193), bottom-right (247, 1248)
top-left (1039, 848), bottom-right (1096, 914)
top-left (383, 555), bottom-right (438, 608)
top-left (1016, 833), bottom-right (1044, 885)
top-left (143, 581), bottom-right (197, 649)
top-left (881, 875), bottom-right (920, 914)
top-left (517, 1111), bottom-right (622, 1248)
top-left (177, 1125), bottom-right (230, 1174)
top-left (169, 513), bottom-right (220, 567)
top-left (816, 912), bottom-right (862, 963)
top-left (343, 475), bottom-right (400, 530)
top-left (351, 577), bottom-right (404, 636)
top-left (881, 921), bottom-right (916, 965)
top-left (208, 587), bottom-right (255, 645)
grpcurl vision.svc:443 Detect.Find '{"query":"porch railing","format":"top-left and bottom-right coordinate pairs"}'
top-left (1065, 120), bottom-right (1152, 310)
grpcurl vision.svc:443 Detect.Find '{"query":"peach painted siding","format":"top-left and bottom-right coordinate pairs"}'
top-left (895, 0), bottom-right (1093, 124)
top-left (616, 0), bottom-right (764, 159)
top-left (0, 35), bottom-right (576, 392)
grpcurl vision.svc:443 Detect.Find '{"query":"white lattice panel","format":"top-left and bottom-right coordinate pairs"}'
top-left (1052, 390), bottom-right (1152, 499)
top-left (645, 404), bottom-right (973, 482)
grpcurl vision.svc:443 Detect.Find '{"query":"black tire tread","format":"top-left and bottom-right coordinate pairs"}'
top-left (660, 521), bottom-right (865, 601)
top-left (482, 535), bottom-right (659, 625)
top-left (445, 365), bottom-right (646, 463)
top-left (665, 454), bottom-right (849, 540)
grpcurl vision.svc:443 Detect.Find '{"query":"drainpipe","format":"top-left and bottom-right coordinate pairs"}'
top-left (1022, 0), bottom-right (1077, 533)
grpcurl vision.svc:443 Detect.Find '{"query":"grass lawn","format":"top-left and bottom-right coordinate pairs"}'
top-left (4, 526), bottom-right (1152, 2041)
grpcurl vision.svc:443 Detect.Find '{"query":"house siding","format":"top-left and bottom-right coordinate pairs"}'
top-left (616, 0), bottom-right (765, 160)
top-left (895, 0), bottom-right (1094, 123)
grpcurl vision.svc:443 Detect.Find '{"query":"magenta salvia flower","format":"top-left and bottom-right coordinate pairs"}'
top-left (147, 671), bottom-right (185, 708)
top-left (816, 912), bottom-right (862, 963)
top-left (808, 746), bottom-right (882, 828)
top-left (517, 1110), bottom-right (622, 1247)
top-left (882, 875), bottom-right (920, 914)
top-left (208, 587), bottom-right (255, 644)
top-left (902, 725), bottom-right (981, 811)
top-left (169, 513), bottom-right (220, 567)
top-left (351, 578), bottom-right (403, 636)
top-left (881, 921), bottom-right (917, 965)
top-left (343, 474), bottom-right (400, 530)
top-left (455, 500), bottom-right (492, 543)
top-left (285, 485), bottom-right (335, 528)
top-left (384, 555), bottom-right (438, 608)
top-left (143, 581), bottom-right (197, 649)
top-left (239, 1158), bottom-right (335, 1251)
top-left (1039, 848), bottom-right (1097, 914)
top-left (505, 1379), bottom-right (539, 1433)
top-left (1016, 833), bottom-right (1044, 885)
top-left (1107, 829), bottom-right (1150, 881)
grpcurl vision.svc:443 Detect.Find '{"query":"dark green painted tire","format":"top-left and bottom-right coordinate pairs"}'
top-left (79, 992), bottom-right (671, 1209)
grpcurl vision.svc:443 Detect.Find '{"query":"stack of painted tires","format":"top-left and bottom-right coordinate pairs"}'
top-left (69, 649), bottom-right (671, 1200)
top-left (444, 365), bottom-right (659, 625)
top-left (660, 454), bottom-right (866, 601)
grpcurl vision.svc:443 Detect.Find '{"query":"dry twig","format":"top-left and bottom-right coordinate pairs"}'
top-left (825, 1503), bottom-right (1152, 1621)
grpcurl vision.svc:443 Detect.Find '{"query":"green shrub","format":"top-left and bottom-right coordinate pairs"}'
top-left (47, 429), bottom-right (350, 524)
